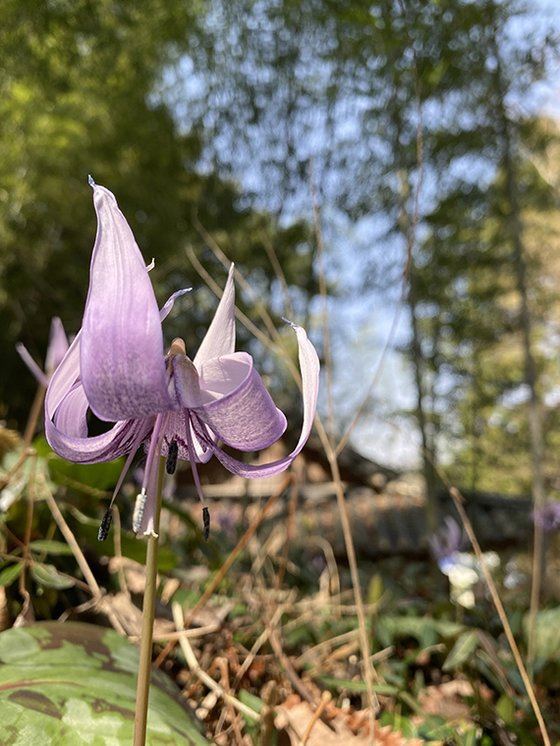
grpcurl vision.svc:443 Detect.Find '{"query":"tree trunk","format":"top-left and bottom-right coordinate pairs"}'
top-left (408, 279), bottom-right (439, 534)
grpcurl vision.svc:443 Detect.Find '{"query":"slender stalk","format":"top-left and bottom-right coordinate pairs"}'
top-left (314, 417), bottom-right (378, 744)
top-left (43, 483), bottom-right (101, 598)
top-left (448, 487), bottom-right (550, 746)
top-left (23, 383), bottom-right (46, 446)
top-left (133, 456), bottom-right (165, 746)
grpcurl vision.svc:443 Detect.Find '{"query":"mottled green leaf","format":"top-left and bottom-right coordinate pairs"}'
top-left (0, 622), bottom-right (209, 745)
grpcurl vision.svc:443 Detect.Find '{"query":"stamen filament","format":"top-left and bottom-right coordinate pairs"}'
top-left (135, 413), bottom-right (166, 536)
top-left (184, 411), bottom-right (210, 540)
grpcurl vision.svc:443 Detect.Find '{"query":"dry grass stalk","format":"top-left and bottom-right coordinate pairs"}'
top-left (155, 475), bottom-right (290, 668)
top-left (448, 486), bottom-right (551, 746)
top-left (301, 690), bottom-right (333, 745)
top-left (188, 233), bottom-right (379, 740)
top-left (42, 476), bottom-right (101, 598)
top-left (171, 601), bottom-right (261, 722)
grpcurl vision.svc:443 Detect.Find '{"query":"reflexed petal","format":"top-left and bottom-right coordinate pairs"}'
top-left (54, 384), bottom-right (89, 438)
top-left (194, 264), bottom-right (236, 368)
top-left (160, 288), bottom-right (191, 322)
top-left (45, 332), bottom-right (152, 462)
top-left (81, 184), bottom-right (172, 421)
top-left (194, 352), bottom-right (287, 451)
top-left (45, 317), bottom-right (69, 376)
top-left (196, 325), bottom-right (319, 476)
top-left (45, 331), bottom-right (82, 414)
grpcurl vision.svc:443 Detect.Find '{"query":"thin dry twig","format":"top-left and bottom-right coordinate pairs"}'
top-left (334, 304), bottom-right (404, 458)
top-left (185, 474), bottom-right (291, 626)
top-left (186, 245), bottom-right (283, 355)
top-left (189, 236), bottom-right (379, 739)
top-left (15, 452), bottom-right (37, 626)
top-left (301, 690), bottom-right (332, 746)
top-left (41, 476), bottom-right (102, 598)
top-left (232, 598), bottom-right (291, 689)
top-left (269, 627), bottom-right (318, 707)
top-left (186, 245), bottom-right (303, 389)
top-left (214, 656), bottom-right (244, 744)
top-left (111, 505), bottom-right (129, 598)
top-left (154, 475), bottom-right (291, 668)
top-left (171, 602), bottom-right (261, 722)
top-left (295, 628), bottom-right (359, 667)
top-left (263, 235), bottom-right (295, 320)
top-left (191, 212), bottom-right (283, 343)
top-left (23, 383), bottom-right (46, 446)
top-left (314, 417), bottom-right (379, 733)
top-left (0, 387), bottom-right (46, 493)
top-left (150, 623), bottom-right (220, 642)
top-left (276, 475), bottom-right (299, 589)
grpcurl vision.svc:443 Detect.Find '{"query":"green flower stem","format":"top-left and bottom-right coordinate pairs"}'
top-left (133, 456), bottom-right (165, 746)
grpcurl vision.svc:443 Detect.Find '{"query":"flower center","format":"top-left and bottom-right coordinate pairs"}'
top-left (166, 337), bottom-right (202, 409)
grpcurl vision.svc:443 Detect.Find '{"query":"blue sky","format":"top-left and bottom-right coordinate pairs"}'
top-left (154, 0), bottom-right (560, 468)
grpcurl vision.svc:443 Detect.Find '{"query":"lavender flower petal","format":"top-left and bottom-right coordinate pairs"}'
top-left (197, 324), bottom-right (318, 475)
top-left (16, 343), bottom-right (49, 387)
top-left (45, 332), bottom-right (151, 462)
top-left (45, 317), bottom-right (69, 376)
top-left (194, 353), bottom-right (287, 450)
top-left (193, 263), bottom-right (236, 367)
top-left (160, 288), bottom-right (191, 322)
top-left (81, 184), bottom-right (172, 421)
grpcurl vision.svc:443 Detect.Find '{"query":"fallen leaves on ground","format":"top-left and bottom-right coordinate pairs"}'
top-left (275, 696), bottom-right (423, 745)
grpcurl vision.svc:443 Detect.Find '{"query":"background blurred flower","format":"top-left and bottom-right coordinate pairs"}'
top-left (428, 516), bottom-right (463, 568)
top-left (533, 501), bottom-right (560, 533)
top-left (16, 317), bottom-right (69, 387)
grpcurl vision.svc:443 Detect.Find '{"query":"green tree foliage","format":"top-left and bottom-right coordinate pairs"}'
top-left (447, 120), bottom-right (560, 494)
top-left (176, 0), bottom-right (559, 500)
top-left (0, 0), bottom-right (314, 426)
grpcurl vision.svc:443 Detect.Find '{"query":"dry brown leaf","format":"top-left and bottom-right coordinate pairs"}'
top-left (418, 679), bottom-right (473, 721)
top-left (108, 556), bottom-right (150, 594)
top-left (275, 699), bottom-right (423, 745)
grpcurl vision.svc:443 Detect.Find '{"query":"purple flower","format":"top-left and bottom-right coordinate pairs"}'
top-left (429, 516), bottom-right (463, 567)
top-left (533, 501), bottom-right (560, 533)
top-left (17, 317), bottom-right (70, 387)
top-left (45, 181), bottom-right (319, 537)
